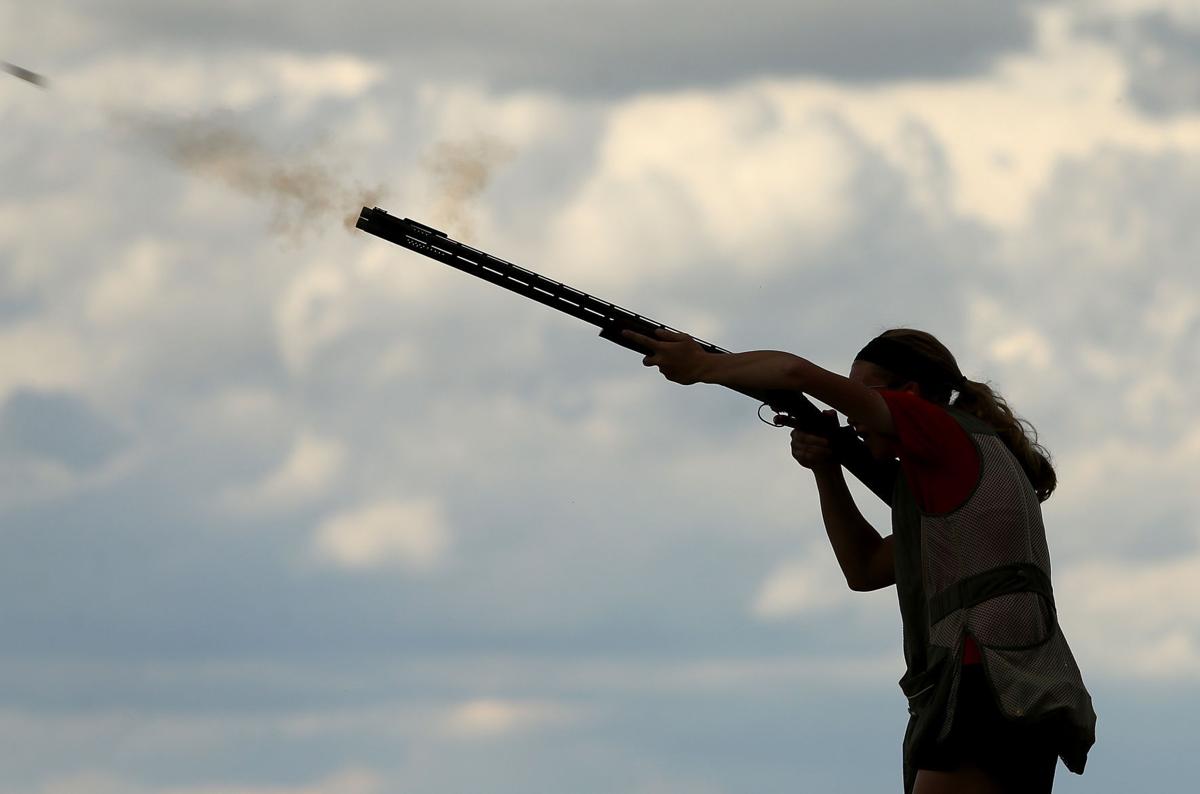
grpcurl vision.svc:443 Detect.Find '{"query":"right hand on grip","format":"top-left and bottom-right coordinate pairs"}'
top-left (774, 409), bottom-right (839, 471)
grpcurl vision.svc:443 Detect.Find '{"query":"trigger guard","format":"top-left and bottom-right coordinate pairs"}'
top-left (758, 403), bottom-right (786, 427)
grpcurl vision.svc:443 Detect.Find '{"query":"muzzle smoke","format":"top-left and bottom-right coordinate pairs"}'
top-left (27, 72), bottom-right (510, 242)
top-left (114, 111), bottom-right (388, 238)
top-left (422, 137), bottom-right (513, 241)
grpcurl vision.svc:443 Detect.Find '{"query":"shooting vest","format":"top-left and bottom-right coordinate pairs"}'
top-left (892, 408), bottom-right (1095, 792)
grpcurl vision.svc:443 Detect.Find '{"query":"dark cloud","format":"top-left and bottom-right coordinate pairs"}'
top-left (0, 389), bottom-right (126, 470)
top-left (1077, 10), bottom-right (1200, 117)
top-left (66, 0), bottom-right (1040, 95)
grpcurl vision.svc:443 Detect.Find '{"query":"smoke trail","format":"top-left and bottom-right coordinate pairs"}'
top-left (422, 137), bottom-right (513, 240)
top-left (113, 110), bottom-right (387, 238)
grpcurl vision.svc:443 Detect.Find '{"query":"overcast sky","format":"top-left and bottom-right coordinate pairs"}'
top-left (2, 1), bottom-right (1199, 792)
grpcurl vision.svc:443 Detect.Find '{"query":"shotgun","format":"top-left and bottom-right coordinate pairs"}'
top-left (355, 206), bottom-right (896, 503)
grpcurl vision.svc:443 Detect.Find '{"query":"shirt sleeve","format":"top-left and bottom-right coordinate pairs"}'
top-left (878, 390), bottom-right (980, 514)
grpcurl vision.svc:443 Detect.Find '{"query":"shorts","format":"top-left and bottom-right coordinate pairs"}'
top-left (917, 664), bottom-right (1058, 793)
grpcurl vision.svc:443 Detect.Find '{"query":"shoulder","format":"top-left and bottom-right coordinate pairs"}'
top-left (878, 390), bottom-right (970, 459)
top-left (879, 391), bottom-right (981, 513)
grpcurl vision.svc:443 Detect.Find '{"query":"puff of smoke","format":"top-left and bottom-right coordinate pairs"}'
top-left (111, 109), bottom-right (388, 240)
top-left (421, 137), bottom-right (514, 241)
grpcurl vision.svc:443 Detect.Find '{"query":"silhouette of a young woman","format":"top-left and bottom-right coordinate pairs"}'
top-left (623, 326), bottom-right (1096, 794)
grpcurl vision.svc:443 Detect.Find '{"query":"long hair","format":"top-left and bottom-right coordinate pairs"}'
top-left (864, 328), bottom-right (1057, 502)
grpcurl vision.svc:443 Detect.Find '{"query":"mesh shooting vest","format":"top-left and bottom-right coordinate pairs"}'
top-left (892, 408), bottom-right (1096, 792)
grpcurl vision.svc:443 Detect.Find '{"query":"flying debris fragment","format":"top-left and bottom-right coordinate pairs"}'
top-left (3, 61), bottom-right (48, 87)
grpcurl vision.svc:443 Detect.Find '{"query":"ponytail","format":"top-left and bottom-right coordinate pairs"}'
top-left (952, 379), bottom-right (1057, 502)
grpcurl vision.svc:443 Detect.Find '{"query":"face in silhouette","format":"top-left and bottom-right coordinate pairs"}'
top-left (847, 359), bottom-right (918, 461)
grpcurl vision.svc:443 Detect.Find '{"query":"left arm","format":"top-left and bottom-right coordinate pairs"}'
top-left (622, 329), bottom-right (894, 436)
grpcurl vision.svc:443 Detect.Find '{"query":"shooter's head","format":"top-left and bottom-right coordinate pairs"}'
top-left (851, 328), bottom-right (965, 406)
top-left (849, 328), bottom-right (1057, 501)
top-left (846, 329), bottom-right (965, 460)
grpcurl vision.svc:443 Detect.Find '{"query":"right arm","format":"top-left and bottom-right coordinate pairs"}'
top-left (812, 467), bottom-right (895, 591)
top-left (788, 416), bottom-right (895, 592)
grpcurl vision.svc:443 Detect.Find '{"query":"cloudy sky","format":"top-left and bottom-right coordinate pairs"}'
top-left (2, 1), bottom-right (1198, 791)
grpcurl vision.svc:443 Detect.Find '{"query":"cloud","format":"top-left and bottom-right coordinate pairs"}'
top-left (439, 697), bottom-right (576, 739)
top-left (0, 389), bottom-right (125, 470)
top-left (965, 295), bottom-right (1056, 372)
top-left (274, 264), bottom-right (353, 373)
top-left (311, 498), bottom-right (451, 571)
top-left (55, 52), bottom-right (383, 114)
top-left (0, 322), bottom-right (87, 404)
top-left (221, 430), bottom-right (346, 514)
top-left (1059, 554), bottom-right (1200, 680)
top-left (629, 778), bottom-right (730, 794)
top-left (750, 552), bottom-right (855, 620)
top-left (55, 1), bottom-right (1041, 96)
top-left (84, 238), bottom-right (170, 325)
top-left (543, 95), bottom-right (856, 288)
top-left (10, 768), bottom-right (382, 794)
top-left (0, 389), bottom-right (140, 510)
top-left (1076, 4), bottom-right (1200, 117)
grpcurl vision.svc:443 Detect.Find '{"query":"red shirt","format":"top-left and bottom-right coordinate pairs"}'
top-left (878, 390), bottom-right (983, 664)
